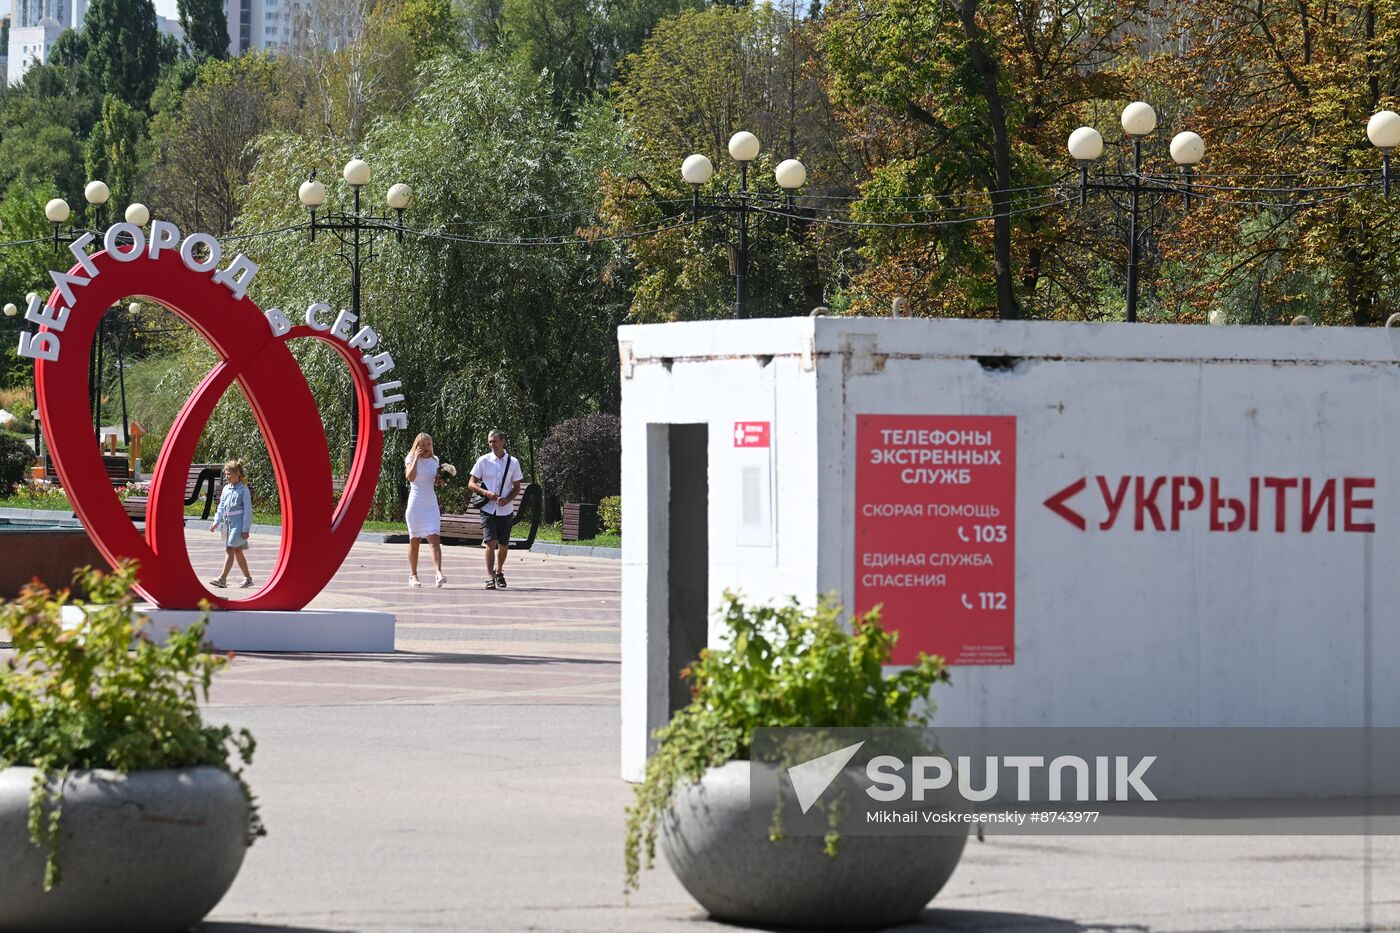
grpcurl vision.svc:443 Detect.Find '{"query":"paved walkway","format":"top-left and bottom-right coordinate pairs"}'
top-left (5, 528), bottom-right (1397, 930)
top-left (183, 529), bottom-right (621, 708)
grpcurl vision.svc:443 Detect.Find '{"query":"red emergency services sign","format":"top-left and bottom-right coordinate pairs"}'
top-left (855, 415), bottom-right (1016, 666)
top-left (733, 421), bottom-right (771, 447)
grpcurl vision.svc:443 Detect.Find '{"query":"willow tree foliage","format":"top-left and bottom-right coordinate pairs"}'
top-left (205, 54), bottom-right (631, 518)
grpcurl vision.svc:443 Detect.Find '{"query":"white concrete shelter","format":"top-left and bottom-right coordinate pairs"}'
top-left (619, 317), bottom-right (1400, 781)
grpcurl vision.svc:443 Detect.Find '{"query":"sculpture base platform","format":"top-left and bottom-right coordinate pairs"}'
top-left (60, 605), bottom-right (397, 653)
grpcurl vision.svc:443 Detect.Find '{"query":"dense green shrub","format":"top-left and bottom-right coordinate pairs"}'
top-left (0, 566), bottom-right (264, 889)
top-left (538, 413), bottom-right (620, 504)
top-left (0, 432), bottom-right (35, 494)
top-left (599, 495), bottom-right (621, 534)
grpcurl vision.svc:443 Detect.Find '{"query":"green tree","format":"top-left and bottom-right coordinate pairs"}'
top-left (819, 0), bottom-right (1143, 319)
top-left (1145, 2), bottom-right (1400, 326)
top-left (84, 95), bottom-right (146, 214)
top-left (178, 0), bottom-right (230, 60)
top-left (287, 0), bottom-right (417, 145)
top-left (207, 54), bottom-right (632, 519)
top-left (81, 0), bottom-right (164, 108)
top-left (0, 96), bottom-right (87, 199)
top-left (0, 47), bottom-right (99, 200)
top-left (601, 5), bottom-right (851, 320)
top-left (385, 0), bottom-right (460, 58)
top-left (142, 54), bottom-right (286, 233)
top-left (496, 0), bottom-right (703, 104)
top-left (0, 180), bottom-right (61, 391)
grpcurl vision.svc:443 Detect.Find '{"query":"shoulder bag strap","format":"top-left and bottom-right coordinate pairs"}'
top-left (496, 455), bottom-right (512, 498)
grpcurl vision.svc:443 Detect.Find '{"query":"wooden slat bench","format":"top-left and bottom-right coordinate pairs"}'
top-left (122, 464), bottom-right (224, 524)
top-left (439, 483), bottom-right (542, 550)
top-left (46, 454), bottom-right (131, 487)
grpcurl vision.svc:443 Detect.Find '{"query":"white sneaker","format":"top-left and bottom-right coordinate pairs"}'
top-left (435, 573), bottom-right (446, 588)
top-left (409, 576), bottom-right (422, 588)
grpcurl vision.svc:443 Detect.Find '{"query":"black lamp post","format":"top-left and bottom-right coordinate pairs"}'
top-left (34, 183), bottom-right (149, 446)
top-left (681, 132), bottom-right (807, 319)
top-left (1072, 103), bottom-right (1400, 324)
top-left (1068, 102), bottom-right (1205, 323)
top-left (296, 159), bottom-right (411, 464)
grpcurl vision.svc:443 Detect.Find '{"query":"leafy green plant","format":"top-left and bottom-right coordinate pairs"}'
top-left (598, 495), bottom-right (621, 535)
top-left (0, 564), bottom-right (265, 890)
top-left (623, 592), bottom-right (949, 893)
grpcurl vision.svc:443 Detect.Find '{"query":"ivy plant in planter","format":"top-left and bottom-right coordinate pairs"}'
top-left (0, 565), bottom-right (265, 932)
top-left (624, 593), bottom-right (966, 927)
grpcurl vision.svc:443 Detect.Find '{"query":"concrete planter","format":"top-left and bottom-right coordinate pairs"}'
top-left (660, 760), bottom-right (967, 927)
top-left (0, 766), bottom-right (250, 933)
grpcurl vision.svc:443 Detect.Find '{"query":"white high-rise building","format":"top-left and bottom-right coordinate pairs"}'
top-left (226, 0), bottom-right (298, 54)
top-left (6, 0), bottom-right (341, 84)
top-left (7, 0), bottom-right (183, 83)
top-left (0, 0), bottom-right (293, 84)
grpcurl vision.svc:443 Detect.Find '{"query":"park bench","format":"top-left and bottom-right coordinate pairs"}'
top-left (439, 483), bottom-right (542, 550)
top-left (45, 454), bottom-right (131, 487)
top-left (121, 464), bottom-right (224, 524)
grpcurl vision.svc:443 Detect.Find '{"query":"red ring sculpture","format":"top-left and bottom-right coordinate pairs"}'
top-left (34, 248), bottom-right (384, 610)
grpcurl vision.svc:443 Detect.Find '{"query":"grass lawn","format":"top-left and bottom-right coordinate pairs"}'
top-left (0, 495), bottom-right (72, 513)
top-left (534, 522), bottom-right (621, 549)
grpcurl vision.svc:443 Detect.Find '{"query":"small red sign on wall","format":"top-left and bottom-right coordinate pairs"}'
top-left (855, 415), bottom-right (1016, 666)
top-left (733, 421), bottom-right (771, 447)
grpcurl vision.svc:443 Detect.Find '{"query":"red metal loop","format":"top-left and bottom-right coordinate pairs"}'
top-left (34, 249), bottom-right (383, 610)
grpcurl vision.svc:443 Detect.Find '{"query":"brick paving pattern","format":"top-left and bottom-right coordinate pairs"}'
top-left (174, 529), bottom-right (618, 708)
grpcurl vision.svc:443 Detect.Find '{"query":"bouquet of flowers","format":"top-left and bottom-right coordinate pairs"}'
top-left (436, 463), bottom-right (456, 488)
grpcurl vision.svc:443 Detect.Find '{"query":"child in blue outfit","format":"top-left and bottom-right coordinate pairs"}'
top-left (209, 459), bottom-right (254, 589)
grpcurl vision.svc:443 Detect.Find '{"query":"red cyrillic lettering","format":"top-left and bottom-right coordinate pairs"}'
top-left (1344, 478), bottom-right (1376, 533)
top-left (1097, 475), bottom-right (1130, 530)
top-left (1301, 478), bottom-right (1335, 533)
top-left (1170, 476), bottom-right (1204, 530)
top-left (1210, 478), bottom-right (1245, 532)
top-left (1135, 476), bottom-right (1166, 531)
top-left (1262, 477), bottom-right (1298, 533)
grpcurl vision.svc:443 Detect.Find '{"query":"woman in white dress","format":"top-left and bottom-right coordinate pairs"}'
top-left (404, 432), bottom-right (445, 587)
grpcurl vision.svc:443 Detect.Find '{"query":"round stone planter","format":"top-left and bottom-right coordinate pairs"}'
top-left (661, 759), bottom-right (967, 928)
top-left (0, 766), bottom-right (251, 933)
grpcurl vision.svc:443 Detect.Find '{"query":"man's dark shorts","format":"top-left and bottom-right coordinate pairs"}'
top-left (481, 513), bottom-right (515, 544)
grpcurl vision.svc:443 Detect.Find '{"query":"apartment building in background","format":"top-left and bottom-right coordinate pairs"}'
top-left (7, 0), bottom-right (298, 84)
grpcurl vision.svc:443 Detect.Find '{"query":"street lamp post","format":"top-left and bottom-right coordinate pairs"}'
top-left (681, 132), bottom-right (807, 319)
top-left (1073, 103), bottom-right (1400, 324)
top-left (31, 182), bottom-right (148, 446)
top-left (296, 159), bottom-right (412, 463)
top-left (2, 300), bottom-right (40, 455)
top-left (1068, 102), bottom-right (1204, 323)
top-left (1366, 109), bottom-right (1400, 196)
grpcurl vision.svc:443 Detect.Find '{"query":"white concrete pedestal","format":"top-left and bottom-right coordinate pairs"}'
top-left (59, 605), bottom-right (396, 653)
top-left (138, 606), bottom-right (396, 653)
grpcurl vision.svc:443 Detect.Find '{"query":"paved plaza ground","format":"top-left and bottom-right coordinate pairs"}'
top-left (8, 527), bottom-right (1399, 931)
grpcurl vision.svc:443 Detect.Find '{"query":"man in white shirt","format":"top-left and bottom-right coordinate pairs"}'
top-left (468, 429), bottom-right (524, 589)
